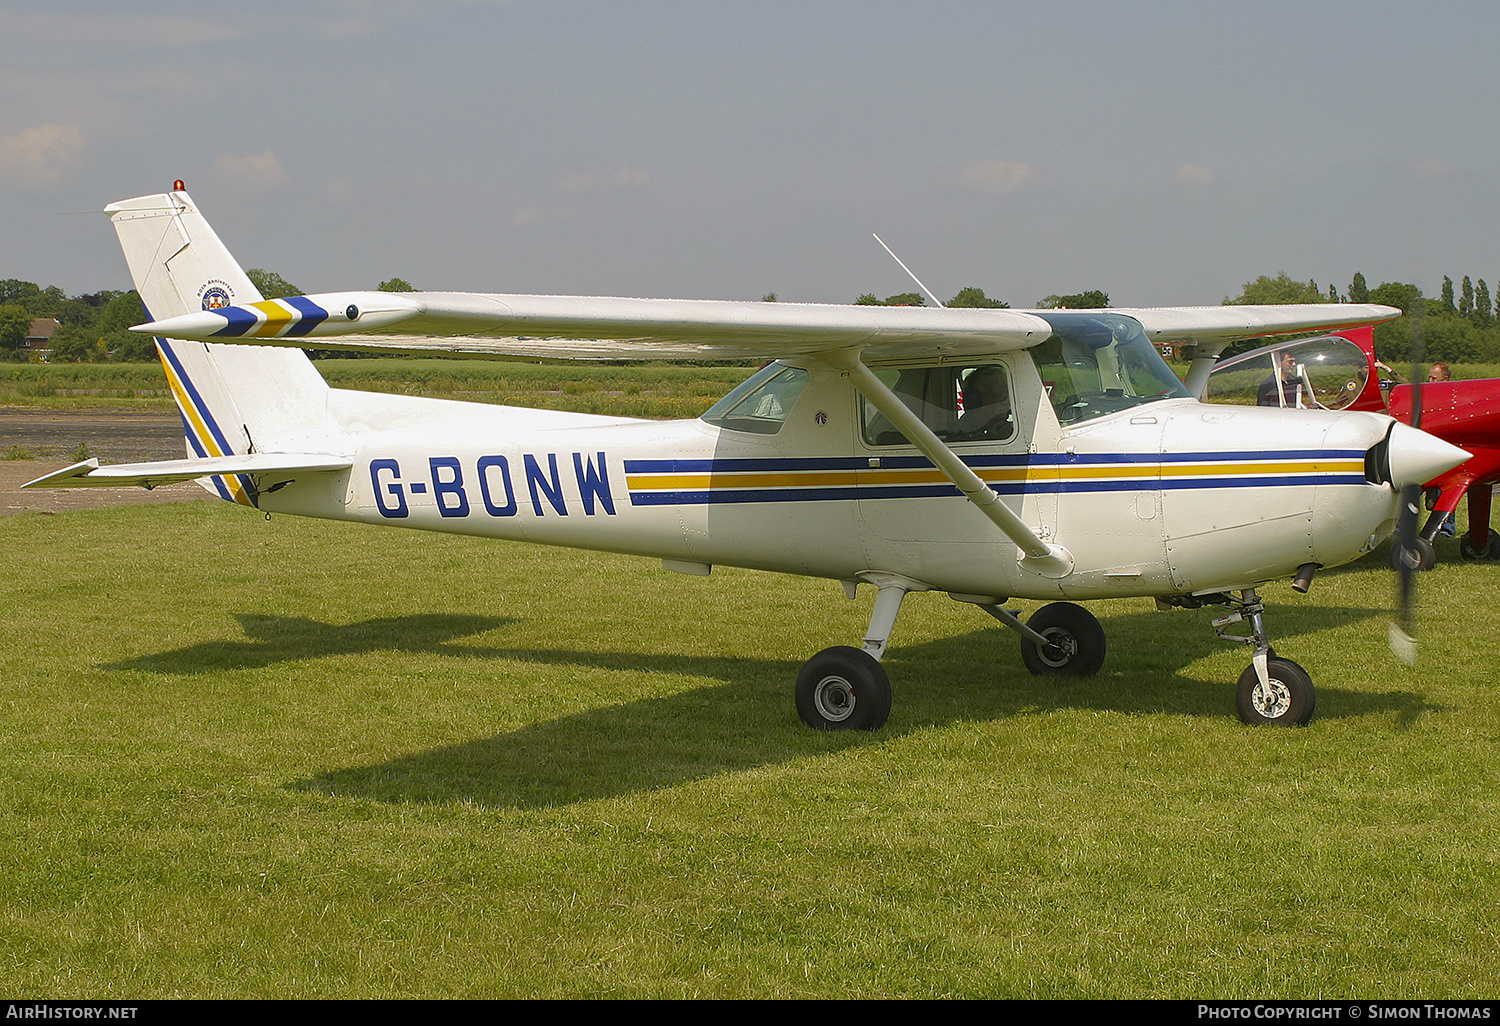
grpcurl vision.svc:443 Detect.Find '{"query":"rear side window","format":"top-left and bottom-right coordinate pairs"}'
top-left (860, 364), bottom-right (1014, 446)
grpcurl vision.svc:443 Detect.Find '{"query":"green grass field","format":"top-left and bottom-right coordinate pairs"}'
top-left (0, 360), bottom-right (757, 420)
top-left (2, 499), bottom-right (1498, 998)
top-left (3, 357), bottom-right (1495, 418)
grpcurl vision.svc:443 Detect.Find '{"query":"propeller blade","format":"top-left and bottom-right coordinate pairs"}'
top-left (1389, 302), bottom-right (1427, 663)
top-left (1390, 482), bottom-right (1421, 664)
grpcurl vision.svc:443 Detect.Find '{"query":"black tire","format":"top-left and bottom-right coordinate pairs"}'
top-left (1389, 536), bottom-right (1436, 572)
top-left (1019, 602), bottom-right (1106, 676)
top-left (795, 646), bottom-right (892, 731)
top-left (1235, 657), bottom-right (1316, 726)
top-left (1459, 529), bottom-right (1499, 561)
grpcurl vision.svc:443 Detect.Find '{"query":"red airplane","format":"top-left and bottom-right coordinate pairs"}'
top-left (1198, 326), bottom-right (1499, 569)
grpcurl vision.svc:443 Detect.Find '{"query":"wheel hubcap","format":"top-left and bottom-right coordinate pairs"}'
top-left (814, 675), bottom-right (855, 722)
top-left (1038, 628), bottom-right (1077, 667)
top-left (1252, 678), bottom-right (1292, 719)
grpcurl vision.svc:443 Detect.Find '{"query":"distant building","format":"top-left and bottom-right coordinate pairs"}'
top-left (25, 317), bottom-right (59, 358)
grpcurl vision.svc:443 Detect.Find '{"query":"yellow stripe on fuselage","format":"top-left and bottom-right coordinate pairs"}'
top-left (1158, 459), bottom-right (1364, 477)
top-left (628, 471), bottom-right (858, 490)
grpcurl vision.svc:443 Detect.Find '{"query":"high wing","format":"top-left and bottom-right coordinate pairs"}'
top-left (1122, 304), bottom-right (1400, 357)
top-left (136, 292), bottom-right (1054, 362)
top-left (134, 292), bottom-right (1400, 363)
top-left (22, 454), bottom-right (353, 491)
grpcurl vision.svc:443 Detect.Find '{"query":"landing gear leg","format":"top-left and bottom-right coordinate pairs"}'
top-left (1420, 509), bottom-right (1453, 542)
top-left (794, 579), bottom-right (912, 731)
top-left (858, 581), bottom-right (909, 663)
top-left (1212, 589), bottom-right (1316, 726)
top-left (1416, 482), bottom-right (1465, 564)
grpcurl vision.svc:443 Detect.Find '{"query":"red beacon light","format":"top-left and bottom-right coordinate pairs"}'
top-left (173, 180), bottom-right (186, 192)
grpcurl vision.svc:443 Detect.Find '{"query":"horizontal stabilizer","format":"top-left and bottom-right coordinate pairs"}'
top-left (22, 454), bottom-right (353, 491)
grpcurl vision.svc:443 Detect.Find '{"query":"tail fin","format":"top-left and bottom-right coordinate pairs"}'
top-left (107, 189), bottom-right (331, 504)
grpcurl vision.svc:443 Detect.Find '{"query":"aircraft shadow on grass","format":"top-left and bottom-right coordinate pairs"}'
top-left (247, 602), bottom-right (1443, 811)
top-left (102, 612), bottom-right (518, 673)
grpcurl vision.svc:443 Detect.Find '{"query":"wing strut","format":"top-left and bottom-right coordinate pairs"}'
top-left (819, 350), bottom-right (1073, 578)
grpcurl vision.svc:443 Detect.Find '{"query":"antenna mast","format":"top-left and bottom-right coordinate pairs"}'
top-left (872, 234), bottom-right (945, 308)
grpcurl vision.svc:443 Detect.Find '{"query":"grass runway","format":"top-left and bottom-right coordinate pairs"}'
top-left (3, 497), bottom-right (1499, 997)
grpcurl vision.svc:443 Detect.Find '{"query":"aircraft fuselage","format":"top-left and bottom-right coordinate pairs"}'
top-left (256, 357), bottom-right (1402, 603)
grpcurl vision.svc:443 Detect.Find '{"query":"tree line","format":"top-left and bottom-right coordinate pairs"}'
top-left (1223, 271), bottom-right (1500, 363)
top-left (0, 273), bottom-right (415, 362)
top-left (0, 279), bottom-right (151, 362)
top-left (856, 272), bottom-right (1500, 364)
top-left (849, 287), bottom-right (1109, 310)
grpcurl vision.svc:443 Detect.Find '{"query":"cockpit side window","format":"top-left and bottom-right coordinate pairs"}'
top-left (701, 363), bottom-right (809, 434)
top-left (860, 364), bottom-right (1015, 446)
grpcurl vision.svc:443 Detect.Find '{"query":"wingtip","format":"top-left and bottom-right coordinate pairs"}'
top-left (21, 457), bottom-right (102, 489)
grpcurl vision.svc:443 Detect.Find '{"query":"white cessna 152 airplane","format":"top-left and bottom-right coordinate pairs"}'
top-left (27, 188), bottom-right (1468, 729)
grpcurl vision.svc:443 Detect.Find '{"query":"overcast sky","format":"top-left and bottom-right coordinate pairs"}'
top-left (3, 0), bottom-right (1498, 309)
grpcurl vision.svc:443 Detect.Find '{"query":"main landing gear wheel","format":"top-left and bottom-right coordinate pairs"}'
top-left (1459, 529), bottom-right (1500, 561)
top-left (1235, 658), bottom-right (1316, 727)
top-left (1389, 536), bottom-right (1436, 572)
top-left (795, 646), bottom-right (892, 731)
top-left (1019, 602), bottom-right (1107, 676)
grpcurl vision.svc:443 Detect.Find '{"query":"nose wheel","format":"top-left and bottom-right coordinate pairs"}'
top-left (1235, 657), bottom-right (1316, 726)
top-left (1211, 589), bottom-right (1317, 727)
top-left (1389, 536), bottom-right (1436, 572)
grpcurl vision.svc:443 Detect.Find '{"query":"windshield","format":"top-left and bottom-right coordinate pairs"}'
top-left (1030, 311), bottom-right (1192, 425)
